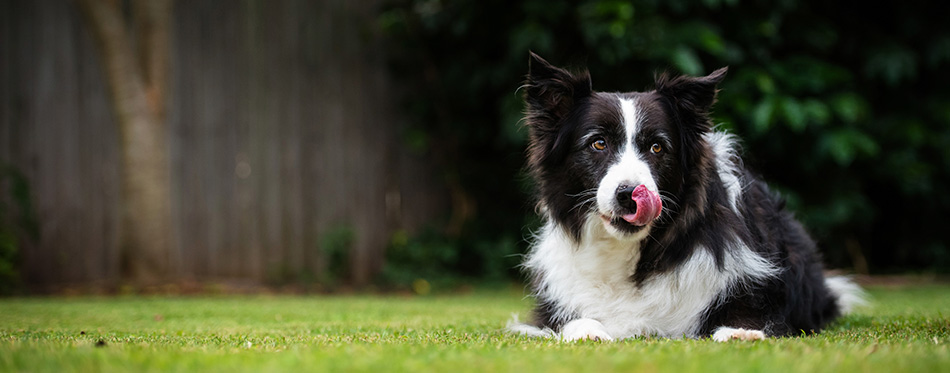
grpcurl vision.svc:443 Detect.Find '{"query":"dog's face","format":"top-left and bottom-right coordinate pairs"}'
top-left (524, 53), bottom-right (726, 241)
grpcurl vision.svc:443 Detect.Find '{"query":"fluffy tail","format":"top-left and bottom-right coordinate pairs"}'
top-left (825, 276), bottom-right (868, 315)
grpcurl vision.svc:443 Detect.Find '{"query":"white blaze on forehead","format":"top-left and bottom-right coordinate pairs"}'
top-left (595, 96), bottom-right (658, 226)
top-left (619, 98), bottom-right (640, 144)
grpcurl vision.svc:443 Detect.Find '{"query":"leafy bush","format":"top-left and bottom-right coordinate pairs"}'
top-left (0, 165), bottom-right (38, 295)
top-left (0, 229), bottom-right (19, 294)
top-left (381, 225), bottom-right (526, 291)
top-left (378, 0), bottom-right (950, 278)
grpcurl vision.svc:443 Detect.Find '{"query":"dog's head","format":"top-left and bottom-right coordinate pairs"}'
top-left (523, 52), bottom-right (726, 241)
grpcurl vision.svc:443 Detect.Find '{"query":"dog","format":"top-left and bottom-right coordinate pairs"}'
top-left (508, 53), bottom-right (864, 342)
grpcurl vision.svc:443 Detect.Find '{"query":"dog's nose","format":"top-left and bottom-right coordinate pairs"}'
top-left (615, 185), bottom-right (638, 211)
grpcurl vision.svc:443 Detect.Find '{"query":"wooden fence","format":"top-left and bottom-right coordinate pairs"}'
top-left (0, 0), bottom-right (447, 288)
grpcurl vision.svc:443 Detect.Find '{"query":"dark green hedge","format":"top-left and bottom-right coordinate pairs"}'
top-left (378, 0), bottom-right (950, 284)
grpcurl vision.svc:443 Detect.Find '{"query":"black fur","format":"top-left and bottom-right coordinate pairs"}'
top-left (522, 52), bottom-right (845, 337)
top-left (699, 173), bottom-right (841, 336)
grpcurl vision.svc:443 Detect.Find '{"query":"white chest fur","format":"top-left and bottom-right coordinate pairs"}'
top-left (524, 218), bottom-right (777, 340)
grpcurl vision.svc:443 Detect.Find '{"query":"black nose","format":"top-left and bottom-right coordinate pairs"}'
top-left (615, 185), bottom-right (638, 212)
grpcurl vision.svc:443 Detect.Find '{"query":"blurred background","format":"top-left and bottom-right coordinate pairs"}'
top-left (1, 0), bottom-right (947, 294)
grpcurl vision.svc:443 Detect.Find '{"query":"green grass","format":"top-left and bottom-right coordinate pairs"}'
top-left (1, 285), bottom-right (948, 372)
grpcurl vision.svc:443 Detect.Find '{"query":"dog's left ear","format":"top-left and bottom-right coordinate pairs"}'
top-left (654, 67), bottom-right (728, 131)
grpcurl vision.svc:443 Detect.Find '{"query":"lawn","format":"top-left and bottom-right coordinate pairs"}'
top-left (1, 284), bottom-right (948, 372)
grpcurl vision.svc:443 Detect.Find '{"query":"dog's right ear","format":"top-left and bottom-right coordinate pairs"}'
top-left (524, 52), bottom-right (592, 131)
top-left (524, 53), bottom-right (591, 170)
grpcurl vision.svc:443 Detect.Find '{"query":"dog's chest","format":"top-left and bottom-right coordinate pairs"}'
top-left (530, 228), bottom-right (724, 337)
top-left (552, 241), bottom-right (648, 317)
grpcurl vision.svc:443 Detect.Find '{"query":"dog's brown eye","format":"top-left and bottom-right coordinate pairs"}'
top-left (651, 143), bottom-right (662, 154)
top-left (591, 139), bottom-right (607, 151)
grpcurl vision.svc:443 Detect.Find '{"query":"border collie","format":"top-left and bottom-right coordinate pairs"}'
top-left (509, 53), bottom-right (864, 342)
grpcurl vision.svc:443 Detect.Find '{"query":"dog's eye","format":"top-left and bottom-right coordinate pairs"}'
top-left (591, 139), bottom-right (607, 151)
top-left (651, 143), bottom-right (663, 154)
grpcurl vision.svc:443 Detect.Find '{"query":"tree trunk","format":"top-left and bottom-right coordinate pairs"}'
top-left (75, 0), bottom-right (173, 284)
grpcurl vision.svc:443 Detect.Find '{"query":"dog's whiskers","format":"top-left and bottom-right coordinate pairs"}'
top-left (569, 196), bottom-right (598, 213)
top-left (565, 188), bottom-right (598, 198)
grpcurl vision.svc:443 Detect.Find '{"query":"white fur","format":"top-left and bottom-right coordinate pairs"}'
top-left (620, 98), bottom-right (640, 137)
top-left (824, 276), bottom-right (868, 314)
top-left (506, 314), bottom-right (556, 338)
top-left (705, 132), bottom-right (744, 213)
top-left (711, 327), bottom-right (766, 342)
top-left (561, 318), bottom-right (614, 341)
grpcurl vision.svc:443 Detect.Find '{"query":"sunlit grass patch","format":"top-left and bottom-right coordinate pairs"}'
top-left (1, 285), bottom-right (947, 372)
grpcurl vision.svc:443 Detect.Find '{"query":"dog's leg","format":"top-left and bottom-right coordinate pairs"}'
top-left (560, 318), bottom-right (614, 341)
top-left (711, 326), bottom-right (767, 342)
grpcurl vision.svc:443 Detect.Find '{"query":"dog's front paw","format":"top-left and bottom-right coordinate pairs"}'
top-left (560, 318), bottom-right (614, 342)
top-left (711, 326), bottom-right (767, 342)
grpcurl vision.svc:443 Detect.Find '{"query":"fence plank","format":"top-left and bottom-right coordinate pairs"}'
top-left (0, 0), bottom-right (447, 289)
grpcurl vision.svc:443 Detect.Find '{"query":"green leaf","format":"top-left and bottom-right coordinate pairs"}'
top-left (779, 96), bottom-right (807, 132)
top-left (821, 128), bottom-right (880, 166)
top-left (671, 46), bottom-right (702, 75)
top-left (752, 97), bottom-right (776, 133)
top-left (826, 135), bottom-right (855, 166)
top-left (697, 26), bottom-right (726, 55)
top-left (754, 73), bottom-right (775, 94)
top-left (609, 21), bottom-right (626, 38)
top-left (864, 45), bottom-right (918, 86)
top-left (831, 93), bottom-right (868, 124)
top-left (802, 99), bottom-right (831, 126)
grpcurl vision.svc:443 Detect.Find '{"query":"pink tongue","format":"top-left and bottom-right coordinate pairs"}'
top-left (621, 185), bottom-right (662, 226)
